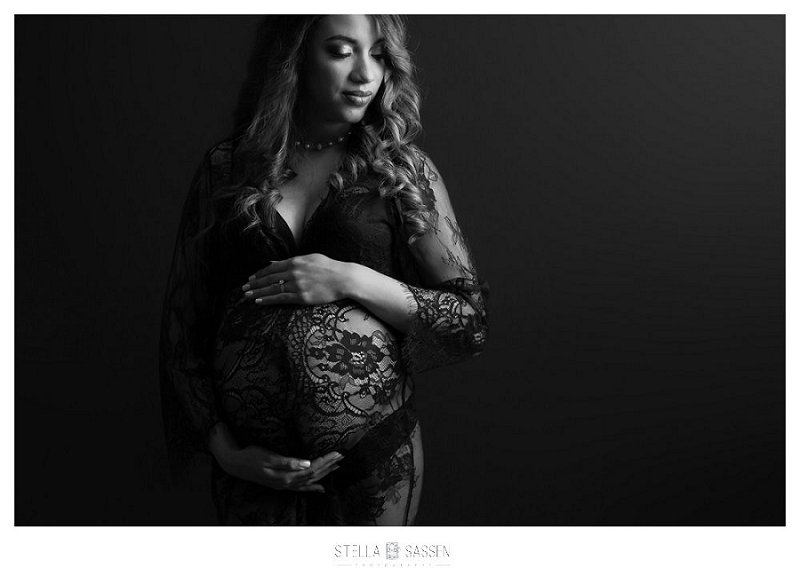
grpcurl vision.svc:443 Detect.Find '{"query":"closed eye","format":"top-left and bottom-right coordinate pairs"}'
top-left (328, 49), bottom-right (353, 59)
top-left (327, 48), bottom-right (386, 63)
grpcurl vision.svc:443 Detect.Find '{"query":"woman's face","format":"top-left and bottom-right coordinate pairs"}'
top-left (301, 15), bottom-right (387, 128)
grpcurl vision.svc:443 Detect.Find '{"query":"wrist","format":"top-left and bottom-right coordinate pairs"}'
top-left (215, 445), bottom-right (241, 473)
top-left (339, 261), bottom-right (367, 300)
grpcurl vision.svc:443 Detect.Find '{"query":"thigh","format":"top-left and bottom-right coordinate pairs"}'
top-left (331, 422), bottom-right (424, 526)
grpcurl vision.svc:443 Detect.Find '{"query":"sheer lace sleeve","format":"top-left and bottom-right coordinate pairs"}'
top-left (159, 149), bottom-right (225, 468)
top-left (397, 153), bottom-right (490, 373)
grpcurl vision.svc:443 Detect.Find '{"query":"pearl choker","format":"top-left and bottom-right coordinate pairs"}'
top-left (294, 130), bottom-right (352, 151)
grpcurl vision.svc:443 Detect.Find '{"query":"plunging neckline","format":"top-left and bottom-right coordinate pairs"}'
top-left (273, 182), bottom-right (335, 250)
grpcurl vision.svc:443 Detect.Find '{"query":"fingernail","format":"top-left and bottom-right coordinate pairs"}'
top-left (298, 460), bottom-right (312, 469)
top-left (242, 283), bottom-right (250, 291)
top-left (249, 274), bottom-right (256, 280)
top-left (255, 298), bottom-right (262, 304)
top-left (245, 291), bottom-right (253, 297)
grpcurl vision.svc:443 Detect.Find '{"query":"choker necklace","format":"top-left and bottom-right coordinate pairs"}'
top-left (295, 130), bottom-right (352, 151)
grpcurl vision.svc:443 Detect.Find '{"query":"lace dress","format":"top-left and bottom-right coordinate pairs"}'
top-left (159, 140), bottom-right (489, 525)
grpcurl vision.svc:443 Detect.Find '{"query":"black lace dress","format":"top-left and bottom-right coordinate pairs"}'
top-left (159, 141), bottom-right (489, 525)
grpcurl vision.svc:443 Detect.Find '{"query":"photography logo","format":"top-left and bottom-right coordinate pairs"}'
top-left (332, 541), bottom-right (451, 567)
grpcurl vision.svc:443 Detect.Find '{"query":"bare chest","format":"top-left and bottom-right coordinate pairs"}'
top-left (274, 172), bottom-right (332, 244)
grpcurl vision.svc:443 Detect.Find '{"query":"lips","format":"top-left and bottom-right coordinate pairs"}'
top-left (344, 90), bottom-right (373, 97)
top-left (343, 90), bottom-right (372, 106)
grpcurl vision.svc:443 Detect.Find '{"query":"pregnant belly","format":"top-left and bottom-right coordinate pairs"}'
top-left (213, 296), bottom-right (410, 458)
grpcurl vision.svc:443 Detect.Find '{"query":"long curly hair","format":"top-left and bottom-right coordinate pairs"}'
top-left (227, 15), bottom-right (436, 242)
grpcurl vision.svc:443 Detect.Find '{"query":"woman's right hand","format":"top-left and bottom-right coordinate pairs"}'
top-left (219, 445), bottom-right (344, 493)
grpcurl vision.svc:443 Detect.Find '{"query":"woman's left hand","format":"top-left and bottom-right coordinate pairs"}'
top-left (243, 253), bottom-right (352, 306)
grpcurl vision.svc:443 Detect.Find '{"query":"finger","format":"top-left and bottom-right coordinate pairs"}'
top-left (269, 456), bottom-right (343, 489)
top-left (263, 455), bottom-right (313, 472)
top-left (309, 456), bottom-right (343, 475)
top-left (295, 464), bottom-right (340, 488)
top-left (262, 467), bottom-right (316, 486)
top-left (284, 452), bottom-right (340, 481)
top-left (311, 451), bottom-right (345, 471)
top-left (244, 271), bottom-right (293, 291)
top-left (250, 259), bottom-right (291, 280)
top-left (247, 280), bottom-right (295, 300)
top-left (254, 292), bottom-right (300, 306)
top-left (248, 262), bottom-right (274, 279)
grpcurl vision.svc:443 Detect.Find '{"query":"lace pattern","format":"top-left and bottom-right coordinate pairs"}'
top-left (160, 142), bottom-right (487, 523)
top-left (397, 152), bottom-right (490, 373)
top-left (159, 147), bottom-right (230, 468)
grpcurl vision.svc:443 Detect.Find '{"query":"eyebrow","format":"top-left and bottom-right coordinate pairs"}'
top-left (323, 34), bottom-right (385, 47)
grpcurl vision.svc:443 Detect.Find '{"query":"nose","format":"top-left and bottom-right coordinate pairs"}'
top-left (349, 53), bottom-right (378, 85)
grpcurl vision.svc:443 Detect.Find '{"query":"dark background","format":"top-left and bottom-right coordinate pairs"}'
top-left (15, 15), bottom-right (784, 525)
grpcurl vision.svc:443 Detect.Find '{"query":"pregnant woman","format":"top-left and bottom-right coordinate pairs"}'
top-left (159, 14), bottom-right (489, 525)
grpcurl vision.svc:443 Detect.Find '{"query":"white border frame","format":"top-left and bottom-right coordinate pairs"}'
top-left (5, 2), bottom-right (795, 575)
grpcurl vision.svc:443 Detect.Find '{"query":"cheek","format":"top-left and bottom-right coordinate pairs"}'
top-left (307, 62), bottom-right (346, 97)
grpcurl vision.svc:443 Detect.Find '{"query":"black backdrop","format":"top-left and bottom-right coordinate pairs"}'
top-left (15, 15), bottom-right (784, 525)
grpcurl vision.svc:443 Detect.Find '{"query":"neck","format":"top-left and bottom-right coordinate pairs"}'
top-left (298, 120), bottom-right (352, 146)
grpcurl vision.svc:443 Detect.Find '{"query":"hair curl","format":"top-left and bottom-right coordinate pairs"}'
top-left (226, 15), bottom-right (437, 242)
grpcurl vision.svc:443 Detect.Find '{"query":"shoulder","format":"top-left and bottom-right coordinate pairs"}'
top-left (410, 147), bottom-right (442, 186)
top-left (200, 139), bottom-right (234, 190)
top-left (205, 139), bottom-right (234, 171)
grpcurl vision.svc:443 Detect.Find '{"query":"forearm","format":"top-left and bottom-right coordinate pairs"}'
top-left (207, 421), bottom-right (241, 468)
top-left (341, 261), bottom-right (488, 372)
top-left (341, 262), bottom-right (417, 333)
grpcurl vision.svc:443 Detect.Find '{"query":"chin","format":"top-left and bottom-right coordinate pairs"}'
top-left (340, 108), bottom-right (367, 124)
